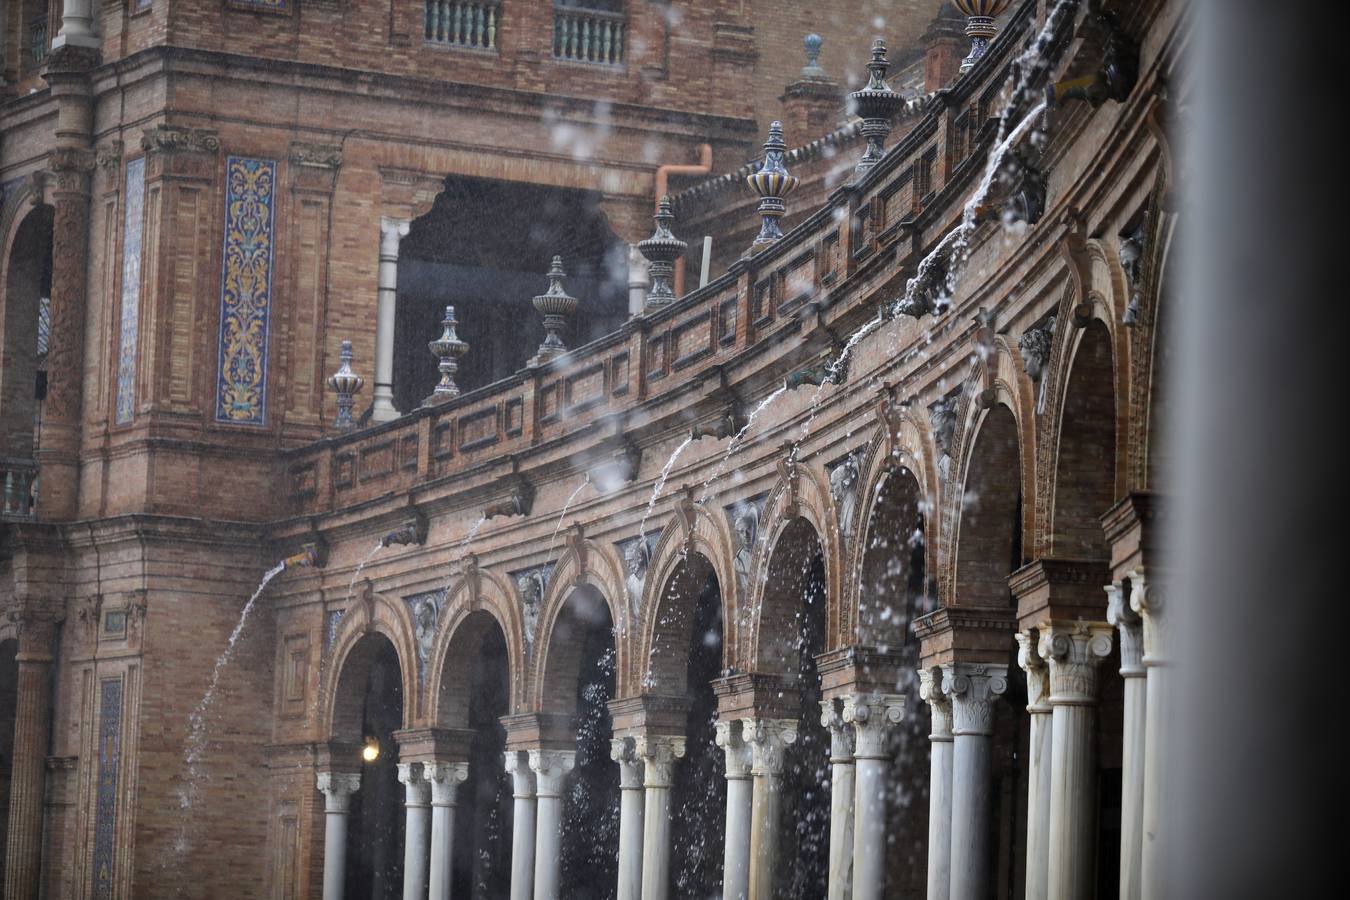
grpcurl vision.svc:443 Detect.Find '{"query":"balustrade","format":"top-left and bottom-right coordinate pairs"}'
top-left (425, 0), bottom-right (499, 50)
top-left (30, 15), bottom-right (48, 66)
top-left (1, 458), bottom-right (38, 521)
top-left (553, 3), bottom-right (625, 65)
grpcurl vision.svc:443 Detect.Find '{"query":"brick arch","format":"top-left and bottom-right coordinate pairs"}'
top-left (639, 498), bottom-right (736, 676)
top-left (1129, 174), bottom-right (1178, 492)
top-left (0, 197), bottom-right (54, 462)
top-left (426, 566), bottom-right (527, 723)
top-left (320, 588), bottom-right (420, 739)
top-left (636, 548), bottom-right (726, 697)
top-left (750, 458), bottom-right (843, 658)
top-left (746, 514), bottom-right (828, 677)
top-left (530, 581), bottom-right (618, 715)
top-left (532, 533), bottom-right (630, 699)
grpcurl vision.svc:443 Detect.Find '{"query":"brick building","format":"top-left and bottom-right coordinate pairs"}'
top-left (0, 0), bottom-right (1179, 898)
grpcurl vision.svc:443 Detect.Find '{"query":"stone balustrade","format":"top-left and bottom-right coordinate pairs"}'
top-left (553, 3), bottom-right (626, 66)
top-left (425, 0), bottom-right (500, 51)
top-left (0, 457), bottom-right (38, 522)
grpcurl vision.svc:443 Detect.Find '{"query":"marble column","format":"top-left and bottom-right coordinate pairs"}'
top-left (528, 749), bottom-right (575, 900)
top-left (819, 702), bottom-right (855, 900)
top-left (743, 717), bottom-right (797, 900)
top-left (1107, 581), bottom-right (1147, 900)
top-left (610, 738), bottom-right (645, 900)
top-left (3, 610), bottom-right (56, 900)
top-left (1017, 630), bottom-right (1053, 900)
top-left (399, 762), bottom-right (433, 900)
top-left (918, 668), bottom-right (953, 900)
top-left (942, 663), bottom-right (1008, 900)
top-left (714, 719), bottom-right (754, 900)
top-left (317, 772), bottom-right (362, 900)
top-left (373, 217), bottom-right (410, 422)
top-left (426, 762), bottom-right (469, 900)
top-left (843, 694), bottom-right (904, 900)
top-left (636, 735), bottom-right (686, 900)
top-left (1041, 622), bottom-right (1113, 900)
top-left (505, 751), bottom-right (537, 900)
top-left (52, 0), bottom-right (99, 49)
top-left (1130, 570), bottom-right (1167, 900)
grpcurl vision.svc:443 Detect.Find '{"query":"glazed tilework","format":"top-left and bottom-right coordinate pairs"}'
top-left (93, 678), bottom-right (123, 899)
top-left (116, 158), bottom-right (146, 425)
top-left (215, 157), bottom-right (278, 425)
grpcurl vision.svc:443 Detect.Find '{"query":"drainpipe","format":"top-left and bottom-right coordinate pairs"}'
top-left (655, 144), bottom-right (712, 299)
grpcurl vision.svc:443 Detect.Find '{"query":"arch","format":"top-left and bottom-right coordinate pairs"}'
top-left (952, 403), bottom-right (1025, 608)
top-left (320, 589), bottom-right (419, 739)
top-left (533, 534), bottom-right (629, 701)
top-left (638, 549), bottom-right (726, 696)
top-left (0, 203), bottom-right (53, 461)
top-left (531, 582), bottom-right (617, 715)
top-left (855, 464), bottom-right (930, 650)
top-left (748, 516), bottom-right (828, 676)
top-left (426, 566), bottom-right (527, 720)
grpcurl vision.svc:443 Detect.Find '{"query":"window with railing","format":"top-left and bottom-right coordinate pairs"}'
top-left (553, 1), bottom-right (625, 66)
top-left (29, 12), bottom-right (49, 67)
top-left (1, 458), bottom-right (38, 522)
top-left (425, 0), bottom-right (500, 50)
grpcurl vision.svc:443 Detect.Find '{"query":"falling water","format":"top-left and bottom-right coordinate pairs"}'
top-left (544, 475), bottom-right (591, 563)
top-left (697, 384), bottom-right (789, 504)
top-left (440, 513), bottom-right (489, 596)
top-left (346, 538), bottom-right (385, 603)
top-left (638, 435), bottom-right (694, 539)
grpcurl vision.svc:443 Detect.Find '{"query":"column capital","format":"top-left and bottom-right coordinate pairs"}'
top-left (634, 735), bottom-right (686, 788)
top-left (1038, 621), bottom-right (1114, 705)
top-left (504, 750), bottom-right (536, 798)
top-left (397, 761), bottom-right (432, 806)
top-left (841, 693), bottom-right (905, 759)
top-left (380, 216), bottom-right (411, 256)
top-left (819, 699), bottom-right (855, 763)
top-left (941, 663), bottom-right (1008, 736)
top-left (425, 761), bottom-right (470, 806)
top-left (1016, 630), bottom-right (1052, 713)
top-left (1127, 568), bottom-right (1167, 665)
top-left (316, 772), bottom-right (362, 813)
top-left (527, 749), bottom-right (576, 798)
top-left (714, 718), bottom-right (754, 779)
top-left (917, 666), bottom-right (953, 740)
top-left (1106, 581), bottom-right (1145, 676)
top-left (47, 147), bottom-right (97, 194)
top-left (610, 737), bottom-right (645, 790)
top-left (741, 717), bottom-right (798, 776)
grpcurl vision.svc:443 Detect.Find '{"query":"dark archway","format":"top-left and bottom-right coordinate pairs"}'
top-left (1052, 321), bottom-right (1118, 558)
top-left (857, 466), bottom-right (933, 896)
top-left (332, 633), bottom-right (405, 900)
top-left (393, 176), bottom-right (630, 408)
top-left (955, 404), bottom-right (1024, 608)
top-left (542, 585), bottom-right (619, 900)
top-left (0, 638), bottom-right (18, 888)
top-left (758, 518), bottom-right (830, 899)
top-left (0, 205), bottom-right (53, 466)
top-left (437, 611), bottom-right (513, 898)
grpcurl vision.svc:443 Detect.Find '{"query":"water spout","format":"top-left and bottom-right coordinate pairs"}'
top-left (1045, 9), bottom-right (1138, 108)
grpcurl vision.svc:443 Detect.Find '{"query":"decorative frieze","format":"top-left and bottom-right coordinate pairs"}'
top-left (140, 126), bottom-right (221, 156)
top-left (288, 141), bottom-right (343, 169)
top-left (941, 663), bottom-right (1007, 736)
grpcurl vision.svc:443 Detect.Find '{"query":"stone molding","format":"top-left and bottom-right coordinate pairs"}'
top-left (610, 737), bottom-right (645, 790)
top-left (1106, 581), bottom-right (1145, 676)
top-left (714, 718), bottom-right (753, 780)
top-left (425, 761), bottom-right (469, 806)
top-left (742, 717), bottom-right (797, 776)
top-left (841, 693), bottom-right (904, 759)
top-left (634, 735), bottom-right (686, 789)
top-left (316, 772), bottom-right (361, 813)
top-left (1038, 621), bottom-right (1114, 706)
top-left (527, 749), bottom-right (576, 797)
top-left (140, 125), bottom-right (221, 156)
top-left (917, 666), bottom-right (953, 741)
top-left (1017, 629), bottom-right (1052, 713)
top-left (942, 663), bottom-right (1008, 736)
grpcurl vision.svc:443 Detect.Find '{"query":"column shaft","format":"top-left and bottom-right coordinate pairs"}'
top-left (529, 750), bottom-right (575, 900)
top-left (716, 719), bottom-right (754, 900)
top-left (505, 752), bottom-right (536, 900)
top-left (373, 218), bottom-right (408, 422)
top-left (943, 664), bottom-right (1008, 900)
top-left (843, 694), bottom-right (903, 900)
top-left (636, 735), bottom-right (685, 900)
top-left (427, 762), bottom-right (469, 900)
top-left (317, 773), bottom-right (361, 900)
top-left (919, 668), bottom-right (953, 900)
top-left (3, 654), bottom-right (53, 900)
top-left (399, 763), bottom-right (432, 900)
top-left (611, 738), bottom-right (645, 900)
top-left (1109, 581), bottom-right (1147, 900)
top-left (1131, 572), bottom-right (1166, 900)
top-left (743, 718), bottom-right (796, 900)
top-left (53, 0), bottom-right (98, 48)
top-left (820, 701), bottom-right (855, 900)
top-left (1017, 631), bottom-right (1053, 900)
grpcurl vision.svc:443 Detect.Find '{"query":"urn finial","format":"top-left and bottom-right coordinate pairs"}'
top-left (328, 339), bottom-right (364, 430)
top-left (425, 306), bottom-right (469, 404)
top-left (746, 121), bottom-right (800, 254)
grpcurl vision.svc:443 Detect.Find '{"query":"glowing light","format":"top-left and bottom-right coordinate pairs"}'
top-left (362, 736), bottom-right (380, 763)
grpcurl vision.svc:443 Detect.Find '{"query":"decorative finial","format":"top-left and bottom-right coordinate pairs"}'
top-left (425, 305), bottom-right (469, 404)
top-left (952, 1), bottom-right (1013, 75)
top-left (746, 121), bottom-right (800, 255)
top-left (849, 38), bottom-right (907, 177)
top-left (531, 255), bottom-right (580, 363)
top-left (637, 196), bottom-right (688, 310)
top-left (801, 34), bottom-right (826, 79)
top-left (328, 339), bottom-right (364, 430)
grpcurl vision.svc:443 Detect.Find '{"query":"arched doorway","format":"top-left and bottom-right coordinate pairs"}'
top-left (644, 550), bottom-right (727, 896)
top-left (540, 584), bottom-right (619, 900)
top-left (756, 517), bottom-right (829, 899)
top-left (436, 610), bottom-right (513, 897)
top-left (331, 633), bottom-right (406, 899)
top-left (0, 638), bottom-right (18, 887)
top-left (857, 465), bottom-right (933, 895)
top-left (0, 205), bottom-right (53, 473)
top-left (393, 176), bottom-right (630, 407)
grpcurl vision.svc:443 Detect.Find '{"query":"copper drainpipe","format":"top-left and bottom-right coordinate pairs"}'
top-left (655, 143), bottom-right (712, 298)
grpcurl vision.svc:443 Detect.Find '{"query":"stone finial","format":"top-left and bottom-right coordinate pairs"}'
top-left (849, 39), bottom-right (908, 176)
top-left (327, 340), bottom-right (364, 430)
top-left (802, 33), bottom-right (826, 79)
top-left (953, 0), bottom-right (1014, 75)
top-left (746, 122), bottom-right (800, 255)
top-left (637, 197), bottom-right (688, 311)
top-left (531, 255), bottom-right (580, 363)
top-left (425, 305), bottom-right (469, 404)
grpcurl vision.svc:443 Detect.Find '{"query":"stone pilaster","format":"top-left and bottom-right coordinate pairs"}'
top-left (3, 601), bottom-right (57, 900)
top-left (842, 694), bottom-right (903, 900)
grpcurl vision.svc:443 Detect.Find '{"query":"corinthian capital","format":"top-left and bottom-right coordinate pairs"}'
top-left (635, 735), bottom-right (686, 789)
top-left (425, 761), bottom-right (469, 806)
top-left (819, 700), bottom-right (855, 762)
top-left (316, 772), bottom-right (362, 813)
top-left (742, 717), bottom-right (798, 777)
top-left (1127, 568), bottom-right (1167, 664)
top-left (942, 663), bottom-right (1008, 736)
top-left (610, 737), bottom-right (645, 789)
top-left (1106, 581), bottom-right (1144, 675)
top-left (47, 148), bottom-right (96, 192)
top-left (917, 666), bottom-right (953, 740)
top-left (527, 749), bottom-right (576, 797)
top-left (714, 718), bottom-right (754, 779)
top-left (841, 693), bottom-right (904, 759)
top-left (1016, 630), bottom-right (1051, 713)
top-left (1038, 621), bottom-right (1114, 705)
